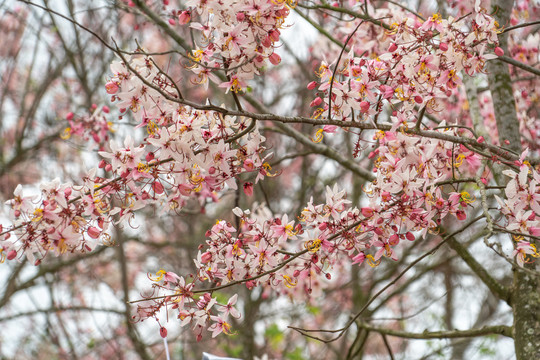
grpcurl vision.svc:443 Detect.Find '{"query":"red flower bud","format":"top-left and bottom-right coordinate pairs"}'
top-left (310, 97), bottom-right (323, 107)
top-left (269, 52), bottom-right (281, 65)
top-left (178, 11), bottom-right (191, 24)
top-left (7, 250), bottom-right (17, 261)
top-left (87, 226), bottom-right (101, 239)
top-left (153, 181), bottom-right (164, 194)
top-left (359, 101), bottom-right (370, 113)
top-left (307, 81), bottom-right (318, 90)
top-left (243, 182), bottom-right (254, 196)
top-left (361, 207), bottom-right (374, 217)
top-left (105, 81), bottom-right (119, 95)
top-left (201, 251), bottom-right (212, 263)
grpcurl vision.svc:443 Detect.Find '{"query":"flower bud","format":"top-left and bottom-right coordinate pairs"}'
top-left (178, 11), bottom-right (191, 24)
top-left (310, 97), bottom-right (323, 107)
top-left (361, 207), bottom-right (374, 217)
top-left (243, 182), bottom-right (254, 196)
top-left (153, 181), bottom-right (164, 194)
top-left (269, 29), bottom-right (280, 42)
top-left (359, 101), bottom-right (370, 113)
top-left (7, 250), bottom-right (17, 261)
top-left (105, 81), bottom-right (119, 95)
top-left (87, 226), bottom-right (101, 239)
top-left (201, 251), bottom-right (212, 263)
top-left (269, 52), bottom-right (281, 65)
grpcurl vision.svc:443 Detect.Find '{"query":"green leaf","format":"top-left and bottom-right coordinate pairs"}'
top-left (285, 347), bottom-right (305, 360)
top-left (265, 323), bottom-right (284, 349)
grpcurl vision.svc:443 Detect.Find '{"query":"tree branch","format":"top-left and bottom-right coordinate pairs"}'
top-left (447, 237), bottom-right (511, 304)
top-left (494, 55), bottom-right (540, 77)
top-left (357, 322), bottom-right (513, 339)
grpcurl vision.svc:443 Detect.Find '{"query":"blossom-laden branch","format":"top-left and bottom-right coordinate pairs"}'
top-left (288, 214), bottom-right (486, 343)
top-left (3, 0), bottom-right (539, 347)
top-left (133, 0), bottom-right (291, 94)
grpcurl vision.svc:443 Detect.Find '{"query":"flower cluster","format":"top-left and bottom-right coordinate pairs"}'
top-left (309, 4), bottom-right (501, 126)
top-left (1, 179), bottom-right (105, 265)
top-left (167, 0), bottom-right (292, 92)
top-left (1, 53), bottom-right (272, 264)
top-left (495, 155), bottom-right (540, 266)
top-left (135, 270), bottom-right (241, 342)
top-left (61, 105), bottom-right (114, 148)
top-left (356, 128), bottom-right (481, 262)
top-left (134, 185), bottom-right (365, 338)
top-left (133, 157), bottom-right (483, 338)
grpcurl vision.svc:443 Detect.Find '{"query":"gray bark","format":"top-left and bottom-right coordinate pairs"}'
top-left (486, 1), bottom-right (522, 153)
top-left (487, 1), bottom-right (540, 359)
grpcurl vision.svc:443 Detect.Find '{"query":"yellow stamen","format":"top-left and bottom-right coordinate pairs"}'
top-left (460, 191), bottom-right (476, 204)
top-left (107, 121), bottom-right (115, 133)
top-left (32, 208), bottom-right (44, 222)
top-left (366, 254), bottom-right (381, 267)
top-left (453, 154), bottom-right (466, 167)
top-left (149, 269), bottom-right (167, 282)
top-left (312, 128), bottom-right (324, 143)
top-left (147, 121), bottom-right (158, 135)
top-left (283, 275), bottom-right (297, 288)
top-left (102, 233), bottom-right (115, 246)
top-left (304, 239), bottom-right (322, 253)
top-left (263, 162), bottom-right (277, 177)
top-left (61, 127), bottom-right (72, 140)
top-left (285, 224), bottom-right (298, 236)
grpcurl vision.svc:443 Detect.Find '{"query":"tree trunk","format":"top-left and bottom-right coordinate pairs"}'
top-left (487, 1), bottom-right (540, 359)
